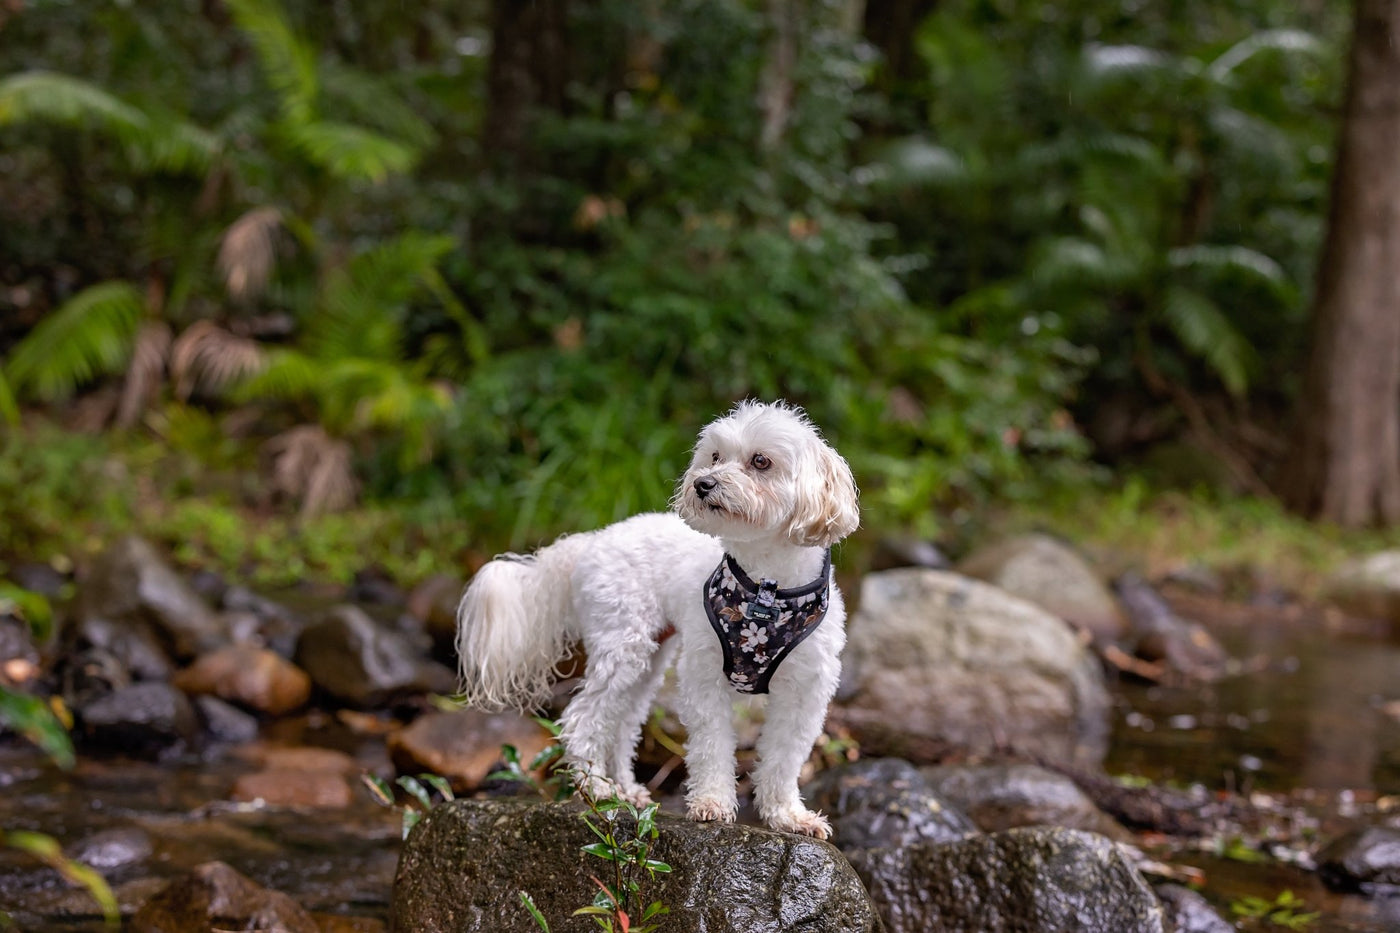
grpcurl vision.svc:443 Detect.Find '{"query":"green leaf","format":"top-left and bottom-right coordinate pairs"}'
top-left (395, 775), bottom-right (433, 810)
top-left (226, 0), bottom-right (318, 122)
top-left (581, 842), bottom-right (620, 862)
top-left (520, 891), bottom-right (552, 932)
top-left (1167, 244), bottom-right (1292, 298)
top-left (4, 281), bottom-right (144, 403)
top-left (1161, 285), bottom-right (1255, 397)
top-left (401, 808), bottom-right (422, 839)
top-left (0, 583), bottom-right (54, 640)
top-left (0, 685), bottom-right (74, 770)
top-left (283, 119), bottom-right (419, 183)
top-left (533, 716), bottom-right (562, 736)
top-left (360, 773), bottom-right (396, 807)
top-left (3, 830), bottom-right (119, 927)
top-left (643, 859), bottom-right (672, 874)
top-left (318, 60), bottom-right (437, 151)
top-left (1208, 28), bottom-right (1326, 83)
top-left (418, 774), bottom-right (454, 801)
top-left (0, 371), bottom-right (16, 425)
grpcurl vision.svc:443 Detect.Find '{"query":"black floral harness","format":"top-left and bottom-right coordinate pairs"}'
top-left (703, 550), bottom-right (831, 695)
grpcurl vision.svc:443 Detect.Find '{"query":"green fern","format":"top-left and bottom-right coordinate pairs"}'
top-left (1208, 28), bottom-right (1326, 83)
top-left (1161, 285), bottom-right (1256, 397)
top-left (318, 60), bottom-right (437, 152)
top-left (4, 282), bottom-right (146, 403)
top-left (0, 373), bottom-right (17, 426)
top-left (282, 119), bottom-right (420, 183)
top-left (225, 0), bottom-right (318, 123)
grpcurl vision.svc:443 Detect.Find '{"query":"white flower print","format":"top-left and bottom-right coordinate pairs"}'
top-left (739, 622), bottom-right (769, 652)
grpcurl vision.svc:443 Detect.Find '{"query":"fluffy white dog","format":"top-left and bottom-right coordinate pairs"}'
top-left (455, 400), bottom-right (859, 838)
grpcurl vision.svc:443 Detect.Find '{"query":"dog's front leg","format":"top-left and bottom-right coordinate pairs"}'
top-left (674, 642), bottom-right (739, 823)
top-left (751, 664), bottom-right (837, 840)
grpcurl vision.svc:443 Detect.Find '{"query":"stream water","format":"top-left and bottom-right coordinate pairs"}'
top-left (2, 592), bottom-right (1399, 931)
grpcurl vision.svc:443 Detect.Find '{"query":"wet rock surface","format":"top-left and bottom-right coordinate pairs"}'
top-left (804, 757), bottom-right (978, 849)
top-left (1154, 883), bottom-right (1235, 933)
top-left (1323, 550), bottom-right (1400, 625)
top-left (66, 615), bottom-right (175, 682)
top-left (1115, 572), bottom-right (1228, 681)
top-left (848, 826), bottom-right (1166, 933)
top-left (173, 644), bottom-right (312, 715)
top-left (387, 708), bottom-right (553, 790)
top-left (67, 826), bottom-right (155, 872)
top-left (131, 860), bottom-right (320, 933)
top-left (295, 604), bottom-right (455, 707)
top-left (1317, 825), bottom-right (1400, 892)
top-left (392, 798), bottom-right (880, 933)
top-left (837, 568), bottom-right (1110, 765)
top-left (921, 762), bottom-right (1129, 840)
top-left (76, 681), bottom-right (199, 757)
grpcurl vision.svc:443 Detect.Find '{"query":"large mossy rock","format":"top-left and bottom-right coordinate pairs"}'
top-left (837, 569), bottom-right (1110, 766)
top-left (391, 799), bottom-right (879, 933)
top-left (848, 826), bottom-right (1165, 933)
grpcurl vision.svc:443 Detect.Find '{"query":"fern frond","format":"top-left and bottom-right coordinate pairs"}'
top-left (1029, 236), bottom-right (1140, 293)
top-left (1207, 28), bottom-right (1325, 83)
top-left (318, 60), bottom-right (437, 151)
top-left (282, 119), bottom-right (420, 183)
top-left (1082, 44), bottom-right (1174, 81)
top-left (1168, 244), bottom-right (1292, 298)
top-left (218, 206), bottom-right (284, 301)
top-left (5, 281), bottom-right (145, 402)
top-left (0, 372), bottom-right (17, 425)
top-left (1160, 285), bottom-right (1255, 397)
top-left (230, 346), bottom-right (319, 404)
top-left (170, 321), bottom-right (267, 399)
top-left (225, 0), bottom-right (318, 122)
top-left (1019, 132), bottom-right (1168, 179)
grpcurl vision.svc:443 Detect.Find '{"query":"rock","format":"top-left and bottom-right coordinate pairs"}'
top-left (1324, 551), bottom-right (1400, 626)
top-left (66, 615), bottom-right (174, 682)
top-left (9, 560), bottom-right (69, 599)
top-left (66, 826), bottom-right (154, 872)
top-left (848, 826), bottom-right (1165, 933)
top-left (0, 616), bottom-right (41, 686)
top-left (1317, 825), bottom-right (1400, 892)
top-left (958, 534), bottom-right (1126, 643)
top-left (837, 569), bottom-right (1110, 766)
top-left (77, 536), bottom-right (226, 659)
top-left (173, 645), bottom-right (311, 716)
top-left (803, 758), bottom-right (977, 849)
top-left (295, 605), bottom-right (455, 707)
top-left (921, 763), bottom-right (1130, 841)
top-left (1115, 573), bottom-right (1227, 681)
top-left (404, 573), bottom-right (463, 657)
top-left (1154, 883), bottom-right (1234, 933)
top-left (77, 682), bottom-right (199, 758)
top-left (221, 586), bottom-right (305, 657)
top-left (349, 567), bottom-right (404, 607)
top-left (194, 695), bottom-right (261, 744)
top-left (869, 537), bottom-right (951, 572)
top-left (231, 769), bottom-right (354, 809)
top-left (61, 646), bottom-right (133, 707)
top-left (391, 799), bottom-right (879, 932)
top-left (131, 860), bottom-right (319, 933)
top-left (387, 709), bottom-right (554, 791)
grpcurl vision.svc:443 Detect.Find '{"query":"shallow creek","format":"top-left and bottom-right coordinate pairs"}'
top-left (2, 594), bottom-right (1399, 931)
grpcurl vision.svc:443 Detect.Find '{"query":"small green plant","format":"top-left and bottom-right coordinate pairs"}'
top-left (486, 716), bottom-right (571, 800)
top-left (361, 772), bottom-right (455, 839)
top-left (1230, 890), bottom-right (1320, 930)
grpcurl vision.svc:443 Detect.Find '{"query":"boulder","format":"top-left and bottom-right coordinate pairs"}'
top-left (77, 682), bottom-right (199, 758)
top-left (958, 534), bottom-right (1126, 643)
top-left (65, 615), bottom-right (173, 682)
top-left (295, 605), bottom-right (455, 707)
top-left (1154, 883), bottom-right (1234, 933)
top-left (77, 536), bottom-right (226, 659)
top-left (837, 569), bottom-right (1110, 766)
top-left (220, 586), bottom-right (305, 658)
top-left (131, 860), bottom-right (318, 933)
top-left (404, 573), bottom-right (464, 657)
top-left (848, 826), bottom-right (1165, 933)
top-left (193, 695), bottom-right (261, 744)
top-left (803, 758), bottom-right (977, 850)
top-left (922, 762), bottom-right (1129, 840)
top-left (391, 799), bottom-right (879, 932)
top-left (1323, 551), bottom-right (1400, 626)
top-left (1317, 825), bottom-right (1400, 892)
top-left (387, 709), bottom-right (554, 791)
top-left (173, 645), bottom-right (311, 716)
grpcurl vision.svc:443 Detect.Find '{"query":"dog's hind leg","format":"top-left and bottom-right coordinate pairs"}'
top-left (606, 636), bottom-right (678, 805)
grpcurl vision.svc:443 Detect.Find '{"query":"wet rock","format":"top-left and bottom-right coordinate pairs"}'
top-left (349, 567), bottom-right (404, 607)
top-left (836, 569), bottom-right (1110, 766)
top-left (405, 573), bottom-right (463, 657)
top-left (803, 758), bottom-right (977, 849)
top-left (313, 915), bottom-right (389, 933)
top-left (194, 695), bottom-right (261, 744)
top-left (231, 769), bottom-right (354, 808)
top-left (173, 645), bottom-right (311, 716)
top-left (295, 605), bottom-right (455, 707)
top-left (1324, 551), bottom-right (1400, 626)
top-left (1154, 883), bottom-right (1234, 933)
top-left (9, 560), bottom-right (69, 599)
top-left (188, 568), bottom-right (228, 604)
top-left (392, 799), bottom-right (879, 932)
top-left (922, 762), bottom-right (1130, 840)
top-left (958, 534), bottom-right (1126, 643)
top-left (61, 646), bottom-right (132, 707)
top-left (77, 536), bottom-right (226, 659)
top-left (131, 860), bottom-right (319, 933)
top-left (66, 615), bottom-right (174, 682)
top-left (1317, 825), bottom-right (1400, 892)
top-left (848, 826), bottom-right (1165, 933)
top-left (221, 585), bottom-right (305, 657)
top-left (66, 826), bottom-right (154, 872)
top-left (77, 681), bottom-right (199, 758)
top-left (869, 537), bottom-right (951, 572)
top-left (1115, 573), bottom-right (1227, 681)
top-left (387, 709), bottom-right (553, 791)
top-left (0, 615), bottom-right (41, 686)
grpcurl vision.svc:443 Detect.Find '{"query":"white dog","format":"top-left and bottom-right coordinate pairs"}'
top-left (455, 400), bottom-right (859, 838)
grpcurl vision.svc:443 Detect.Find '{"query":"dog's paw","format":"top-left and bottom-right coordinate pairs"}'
top-left (686, 796), bottom-right (737, 824)
top-left (616, 783), bottom-right (653, 807)
top-left (765, 807), bottom-right (831, 840)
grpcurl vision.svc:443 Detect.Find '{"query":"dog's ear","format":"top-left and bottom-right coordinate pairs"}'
top-left (786, 442), bottom-right (860, 547)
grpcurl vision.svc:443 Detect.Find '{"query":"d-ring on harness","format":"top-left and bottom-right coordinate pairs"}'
top-left (702, 549), bottom-right (831, 694)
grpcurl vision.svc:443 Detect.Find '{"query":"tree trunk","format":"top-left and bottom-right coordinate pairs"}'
top-left (482, 0), bottom-right (571, 170)
top-left (862, 0), bottom-right (938, 89)
top-left (1282, 0), bottom-right (1400, 526)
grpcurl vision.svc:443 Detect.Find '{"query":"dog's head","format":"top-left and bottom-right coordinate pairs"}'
top-left (674, 400), bottom-right (860, 547)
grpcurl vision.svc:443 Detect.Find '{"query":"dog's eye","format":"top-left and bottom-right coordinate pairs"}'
top-left (711, 451), bottom-right (720, 464)
top-left (750, 453), bottom-right (772, 471)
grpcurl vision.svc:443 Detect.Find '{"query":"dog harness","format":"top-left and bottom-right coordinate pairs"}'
top-left (703, 550), bottom-right (831, 695)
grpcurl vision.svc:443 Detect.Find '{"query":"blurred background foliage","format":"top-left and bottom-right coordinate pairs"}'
top-left (0, 0), bottom-right (1355, 576)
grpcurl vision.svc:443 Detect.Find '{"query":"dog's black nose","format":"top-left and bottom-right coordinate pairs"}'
top-left (694, 476), bottom-right (718, 498)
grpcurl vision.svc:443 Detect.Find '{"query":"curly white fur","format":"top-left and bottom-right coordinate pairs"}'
top-left (454, 400), bottom-right (860, 837)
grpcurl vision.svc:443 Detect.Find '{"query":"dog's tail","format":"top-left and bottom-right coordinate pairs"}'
top-left (455, 541), bottom-right (580, 712)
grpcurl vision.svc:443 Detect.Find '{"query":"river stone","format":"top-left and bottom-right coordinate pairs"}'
top-left (173, 645), bottom-right (311, 715)
top-left (1323, 551), bottom-right (1400, 626)
top-left (837, 569), bottom-right (1110, 766)
top-left (66, 615), bottom-right (174, 682)
top-left (1154, 883), bottom-right (1234, 933)
top-left (405, 572), bottom-right (464, 657)
top-left (77, 536), bottom-right (227, 659)
top-left (804, 758), bottom-right (977, 849)
top-left (1317, 825), bottom-right (1400, 892)
top-left (958, 534), bottom-right (1126, 643)
top-left (387, 709), bottom-right (554, 790)
top-left (131, 860), bottom-right (318, 933)
top-left (848, 826), bottom-right (1165, 933)
top-left (67, 826), bottom-right (155, 871)
top-left (295, 605), bottom-right (455, 707)
top-left (231, 768), bottom-right (354, 808)
top-left (194, 695), bottom-right (261, 744)
top-left (922, 762), bottom-right (1130, 840)
top-left (391, 799), bottom-right (879, 932)
top-left (221, 585), bottom-right (305, 658)
top-left (77, 681), bottom-right (199, 757)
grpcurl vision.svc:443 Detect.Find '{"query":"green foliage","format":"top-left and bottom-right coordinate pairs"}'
top-left (0, 685), bottom-right (73, 770)
top-left (0, 829), bottom-right (118, 929)
top-left (4, 281), bottom-right (145, 403)
top-left (1230, 889), bottom-right (1319, 930)
top-left (361, 772), bottom-right (456, 839)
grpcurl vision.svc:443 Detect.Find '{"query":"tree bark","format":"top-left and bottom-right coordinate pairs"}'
top-left (1282, 0), bottom-right (1400, 526)
top-left (482, 0), bottom-right (571, 170)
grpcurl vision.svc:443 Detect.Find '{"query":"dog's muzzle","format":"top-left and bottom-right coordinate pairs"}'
top-left (693, 475), bottom-right (719, 499)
